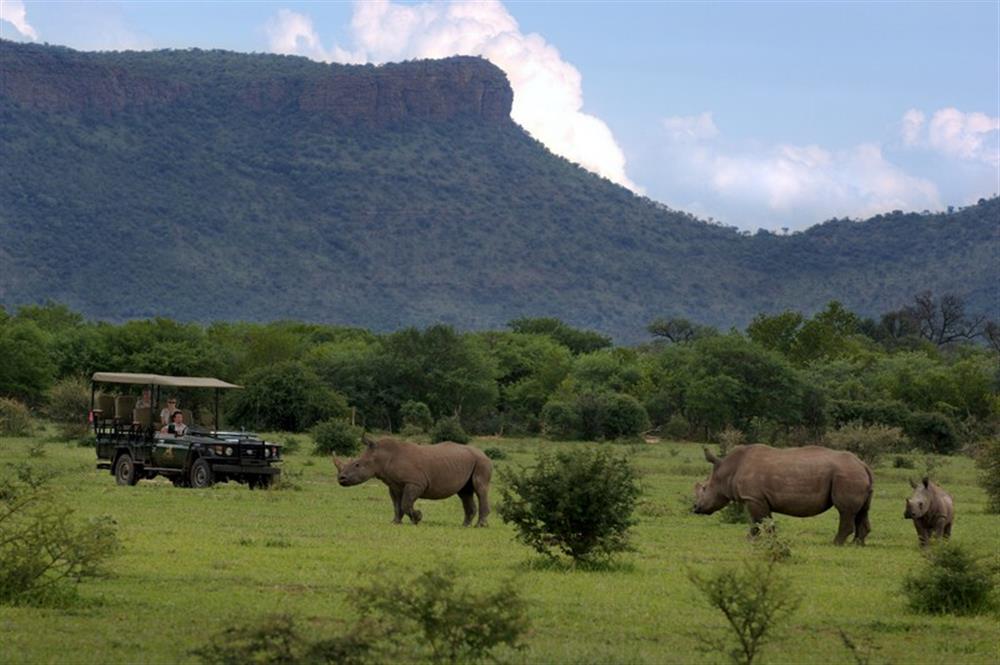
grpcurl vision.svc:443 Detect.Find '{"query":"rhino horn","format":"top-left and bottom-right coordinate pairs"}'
top-left (703, 447), bottom-right (721, 467)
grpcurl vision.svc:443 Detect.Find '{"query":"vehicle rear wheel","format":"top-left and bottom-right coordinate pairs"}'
top-left (115, 453), bottom-right (138, 486)
top-left (189, 459), bottom-right (214, 489)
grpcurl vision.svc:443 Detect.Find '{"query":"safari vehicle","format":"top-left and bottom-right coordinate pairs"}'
top-left (90, 372), bottom-right (281, 489)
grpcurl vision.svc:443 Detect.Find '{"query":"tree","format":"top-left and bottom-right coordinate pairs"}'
top-left (746, 311), bottom-right (803, 356)
top-left (0, 319), bottom-right (55, 404)
top-left (229, 361), bottom-right (349, 432)
top-left (507, 318), bottom-right (611, 355)
top-left (904, 291), bottom-right (987, 347)
top-left (647, 317), bottom-right (713, 344)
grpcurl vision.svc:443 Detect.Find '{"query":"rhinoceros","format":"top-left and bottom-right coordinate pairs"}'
top-left (904, 477), bottom-right (954, 547)
top-left (693, 444), bottom-right (874, 545)
top-left (334, 434), bottom-right (492, 526)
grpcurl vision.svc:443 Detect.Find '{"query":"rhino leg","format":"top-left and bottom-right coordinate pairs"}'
top-left (834, 509), bottom-right (855, 545)
top-left (389, 486), bottom-right (404, 524)
top-left (914, 521), bottom-right (930, 547)
top-left (401, 484), bottom-right (423, 525)
top-left (943, 521), bottom-right (952, 539)
top-left (744, 499), bottom-right (771, 538)
top-left (459, 490), bottom-right (476, 527)
top-left (933, 517), bottom-right (948, 539)
top-left (473, 466), bottom-right (491, 527)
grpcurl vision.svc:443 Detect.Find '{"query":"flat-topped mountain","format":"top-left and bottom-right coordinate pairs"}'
top-left (0, 41), bottom-right (995, 340)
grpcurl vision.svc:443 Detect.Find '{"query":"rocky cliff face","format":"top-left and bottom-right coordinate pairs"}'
top-left (0, 41), bottom-right (513, 124)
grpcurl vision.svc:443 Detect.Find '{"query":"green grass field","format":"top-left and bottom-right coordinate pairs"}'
top-left (1, 431), bottom-right (997, 664)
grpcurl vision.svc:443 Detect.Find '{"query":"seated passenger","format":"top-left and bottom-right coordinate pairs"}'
top-left (160, 410), bottom-right (188, 436)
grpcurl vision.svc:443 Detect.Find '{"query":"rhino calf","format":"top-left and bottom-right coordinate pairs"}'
top-left (334, 434), bottom-right (492, 526)
top-left (904, 477), bottom-right (954, 547)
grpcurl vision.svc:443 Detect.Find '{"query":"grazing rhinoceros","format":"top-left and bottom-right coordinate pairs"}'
top-left (334, 434), bottom-right (492, 526)
top-left (693, 444), bottom-right (874, 545)
top-left (904, 477), bottom-right (954, 547)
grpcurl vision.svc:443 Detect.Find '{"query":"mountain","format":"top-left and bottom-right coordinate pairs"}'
top-left (1, 41), bottom-right (996, 342)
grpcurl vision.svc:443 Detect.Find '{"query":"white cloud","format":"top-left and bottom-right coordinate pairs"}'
top-left (652, 115), bottom-right (942, 229)
top-left (265, 1), bottom-right (640, 192)
top-left (1, 0), bottom-right (38, 40)
top-left (901, 107), bottom-right (1000, 166)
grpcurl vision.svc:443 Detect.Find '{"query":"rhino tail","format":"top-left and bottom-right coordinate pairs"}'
top-left (854, 464), bottom-right (874, 533)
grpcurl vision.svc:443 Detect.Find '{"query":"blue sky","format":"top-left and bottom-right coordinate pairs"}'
top-left (2, 0), bottom-right (997, 231)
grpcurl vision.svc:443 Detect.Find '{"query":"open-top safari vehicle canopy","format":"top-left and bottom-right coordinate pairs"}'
top-left (89, 372), bottom-right (280, 489)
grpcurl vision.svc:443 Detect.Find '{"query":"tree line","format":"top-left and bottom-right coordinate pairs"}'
top-left (1, 293), bottom-right (996, 453)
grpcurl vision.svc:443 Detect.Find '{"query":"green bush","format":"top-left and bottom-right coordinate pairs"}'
top-left (311, 420), bottom-right (363, 456)
top-left (356, 566), bottom-right (529, 664)
top-left (902, 541), bottom-right (996, 615)
top-left (0, 398), bottom-right (34, 436)
top-left (483, 446), bottom-right (507, 460)
top-left (229, 361), bottom-right (349, 433)
top-left (975, 438), bottom-right (1000, 513)
top-left (662, 413), bottom-right (691, 441)
top-left (498, 448), bottom-right (640, 563)
top-left (689, 560), bottom-right (799, 665)
top-left (893, 455), bottom-right (916, 469)
top-left (430, 415), bottom-right (469, 444)
top-left (829, 399), bottom-right (911, 428)
top-left (752, 518), bottom-right (792, 563)
top-left (718, 501), bottom-right (749, 524)
top-left (905, 411), bottom-right (960, 454)
top-left (541, 391), bottom-right (649, 441)
top-left (400, 400), bottom-right (433, 432)
top-left (47, 377), bottom-right (91, 440)
top-left (0, 466), bottom-right (121, 606)
top-left (602, 393), bottom-right (650, 439)
top-left (717, 426), bottom-right (746, 455)
top-left (539, 399), bottom-right (580, 439)
top-left (824, 423), bottom-right (906, 467)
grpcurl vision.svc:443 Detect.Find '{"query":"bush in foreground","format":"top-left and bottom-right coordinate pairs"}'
top-left (0, 465), bottom-right (120, 606)
top-left (311, 420), bottom-right (363, 456)
top-left (902, 541), bottom-right (996, 616)
top-left (0, 397), bottom-right (34, 437)
top-left (498, 448), bottom-right (640, 563)
top-left (689, 560), bottom-right (799, 665)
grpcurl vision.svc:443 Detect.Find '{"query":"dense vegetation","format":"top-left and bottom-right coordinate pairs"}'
top-left (2, 298), bottom-right (996, 460)
top-left (1, 41), bottom-right (997, 341)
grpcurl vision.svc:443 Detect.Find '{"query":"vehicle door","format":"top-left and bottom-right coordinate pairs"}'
top-left (152, 434), bottom-right (189, 469)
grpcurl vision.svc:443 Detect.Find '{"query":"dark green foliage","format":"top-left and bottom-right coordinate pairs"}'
top-left (905, 411), bottom-right (960, 454)
top-left (430, 416), bottom-right (470, 444)
top-left (229, 362), bottom-right (349, 432)
top-left (689, 560), bottom-right (800, 665)
top-left (400, 400), bottom-right (433, 432)
top-left (541, 391), bottom-right (649, 441)
top-left (311, 420), bottom-right (363, 456)
top-left (902, 542), bottom-right (996, 615)
top-left (47, 377), bottom-right (91, 441)
top-left (192, 614), bottom-right (302, 665)
top-left (498, 448), bottom-right (640, 562)
top-left (0, 466), bottom-right (121, 606)
top-left (751, 519), bottom-right (793, 563)
top-left (509, 318), bottom-right (612, 355)
top-left (356, 567), bottom-right (529, 664)
top-left (824, 423), bottom-right (907, 467)
top-left (829, 400), bottom-right (911, 429)
top-left (718, 501), bottom-right (749, 525)
top-left (893, 455), bottom-right (916, 469)
top-left (0, 398), bottom-right (34, 437)
top-left (483, 447), bottom-right (507, 460)
top-left (975, 438), bottom-right (1000, 513)
top-left (0, 318), bottom-right (55, 404)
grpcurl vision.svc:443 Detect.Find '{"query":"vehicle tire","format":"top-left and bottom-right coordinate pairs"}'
top-left (189, 459), bottom-right (214, 489)
top-left (115, 453), bottom-right (139, 486)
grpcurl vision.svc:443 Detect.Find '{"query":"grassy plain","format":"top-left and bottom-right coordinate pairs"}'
top-left (0, 431), bottom-right (997, 664)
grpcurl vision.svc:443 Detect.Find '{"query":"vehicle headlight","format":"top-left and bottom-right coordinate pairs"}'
top-left (225, 446), bottom-right (234, 456)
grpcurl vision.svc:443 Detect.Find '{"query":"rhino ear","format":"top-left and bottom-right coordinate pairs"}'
top-left (703, 447), bottom-right (721, 467)
top-left (362, 433), bottom-right (377, 450)
top-left (909, 478), bottom-right (918, 489)
top-left (922, 476), bottom-right (930, 488)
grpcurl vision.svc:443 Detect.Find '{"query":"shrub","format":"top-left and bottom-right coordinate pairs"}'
top-left (483, 447), bottom-right (507, 460)
top-left (902, 541), bottom-right (996, 615)
top-left (498, 448), bottom-right (640, 563)
top-left (717, 426), bottom-right (745, 455)
top-left (400, 400), bottom-right (433, 432)
top-left (0, 465), bottom-right (120, 606)
top-left (356, 566), bottom-right (529, 664)
top-left (229, 361), bottom-right (349, 432)
top-left (828, 399), bottom-right (910, 428)
top-left (975, 437), bottom-right (1000, 513)
top-left (192, 614), bottom-right (303, 664)
top-left (602, 393), bottom-right (650, 439)
top-left (280, 435), bottom-right (302, 454)
top-left (539, 399), bottom-right (580, 439)
top-left (752, 518), bottom-right (792, 563)
top-left (662, 413), bottom-right (691, 441)
top-left (47, 377), bottom-right (91, 440)
top-left (893, 455), bottom-right (916, 469)
top-left (718, 501), bottom-right (749, 524)
top-left (905, 411), bottom-right (959, 454)
top-left (541, 392), bottom-right (649, 441)
top-left (430, 415), bottom-right (469, 444)
top-left (0, 397), bottom-right (34, 436)
top-left (689, 560), bottom-right (799, 665)
top-left (824, 423), bottom-right (906, 467)
top-left (311, 420), bottom-right (363, 456)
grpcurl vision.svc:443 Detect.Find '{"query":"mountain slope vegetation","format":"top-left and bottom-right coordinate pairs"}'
top-left (1, 41), bottom-right (995, 341)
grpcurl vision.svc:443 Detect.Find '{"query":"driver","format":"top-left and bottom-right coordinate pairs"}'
top-left (160, 410), bottom-right (188, 436)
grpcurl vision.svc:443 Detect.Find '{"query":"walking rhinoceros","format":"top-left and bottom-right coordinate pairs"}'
top-left (334, 434), bottom-right (492, 526)
top-left (904, 477), bottom-right (953, 547)
top-left (693, 444), bottom-right (873, 545)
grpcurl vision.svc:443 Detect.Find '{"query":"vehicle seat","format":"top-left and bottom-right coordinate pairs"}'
top-left (115, 395), bottom-right (137, 422)
top-left (182, 409), bottom-right (194, 428)
top-left (95, 394), bottom-right (116, 421)
top-left (133, 406), bottom-right (152, 427)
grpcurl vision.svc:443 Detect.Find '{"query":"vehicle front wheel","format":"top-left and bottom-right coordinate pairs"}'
top-left (189, 459), bottom-right (214, 489)
top-left (115, 453), bottom-right (139, 486)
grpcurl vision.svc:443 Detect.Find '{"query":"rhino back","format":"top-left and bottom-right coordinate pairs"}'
top-left (383, 442), bottom-right (485, 499)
